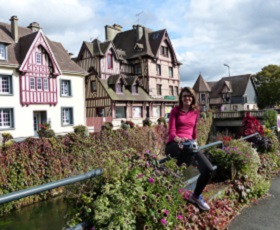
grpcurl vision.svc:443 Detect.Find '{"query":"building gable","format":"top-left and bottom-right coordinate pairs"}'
top-left (19, 31), bottom-right (61, 76)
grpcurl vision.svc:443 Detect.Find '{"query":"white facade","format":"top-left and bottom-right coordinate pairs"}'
top-left (0, 68), bottom-right (85, 138)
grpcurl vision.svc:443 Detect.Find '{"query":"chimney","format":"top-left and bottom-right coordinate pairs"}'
top-left (10, 16), bottom-right (18, 43)
top-left (136, 25), bottom-right (143, 40)
top-left (27, 22), bottom-right (41, 32)
top-left (105, 24), bottom-right (122, 41)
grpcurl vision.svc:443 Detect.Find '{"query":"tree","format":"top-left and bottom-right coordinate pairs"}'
top-left (253, 64), bottom-right (280, 109)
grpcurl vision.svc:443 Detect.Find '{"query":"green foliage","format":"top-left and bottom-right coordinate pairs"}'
top-left (197, 116), bottom-right (213, 146)
top-left (73, 125), bottom-right (87, 136)
top-left (1, 132), bottom-right (13, 143)
top-left (209, 139), bottom-right (260, 181)
top-left (157, 117), bottom-right (167, 127)
top-left (37, 122), bottom-right (55, 138)
top-left (253, 64), bottom-right (280, 108)
top-left (65, 149), bottom-right (187, 229)
top-left (263, 109), bottom-right (277, 129)
top-left (101, 122), bottom-right (113, 131)
top-left (200, 112), bottom-right (207, 119)
top-left (142, 117), bottom-right (152, 127)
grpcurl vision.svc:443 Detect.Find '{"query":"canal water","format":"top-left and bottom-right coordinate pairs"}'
top-left (0, 197), bottom-right (67, 230)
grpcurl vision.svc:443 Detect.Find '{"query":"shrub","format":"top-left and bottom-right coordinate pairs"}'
top-left (239, 112), bottom-right (264, 137)
top-left (73, 125), bottom-right (87, 136)
top-left (209, 139), bottom-right (260, 181)
top-left (157, 117), bottom-right (167, 126)
top-left (101, 122), bottom-right (113, 131)
top-left (263, 109), bottom-right (277, 129)
top-left (65, 149), bottom-right (186, 229)
top-left (207, 111), bottom-right (213, 118)
top-left (121, 122), bottom-right (130, 130)
top-left (142, 117), bottom-right (152, 127)
top-left (125, 120), bottom-right (135, 128)
top-left (37, 122), bottom-right (55, 138)
top-left (2, 132), bottom-right (13, 143)
top-left (200, 112), bottom-right (207, 119)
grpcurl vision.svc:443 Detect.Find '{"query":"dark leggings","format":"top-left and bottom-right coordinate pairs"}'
top-left (165, 141), bottom-right (214, 197)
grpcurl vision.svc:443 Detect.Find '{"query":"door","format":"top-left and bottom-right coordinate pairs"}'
top-left (33, 112), bottom-right (41, 136)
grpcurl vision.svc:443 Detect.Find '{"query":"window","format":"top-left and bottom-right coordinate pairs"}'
top-left (169, 86), bottom-right (174, 96)
top-left (153, 106), bottom-right (161, 117)
top-left (36, 53), bottom-right (41, 64)
top-left (156, 64), bottom-right (161, 76)
top-left (116, 106), bottom-right (126, 118)
top-left (116, 81), bottom-right (123, 93)
top-left (61, 80), bottom-right (72, 96)
top-left (37, 78), bottom-right (42, 90)
top-left (90, 80), bottom-right (96, 92)
top-left (134, 64), bottom-right (141, 74)
top-left (107, 54), bottom-right (113, 69)
top-left (30, 78), bottom-right (35, 90)
top-left (96, 107), bottom-right (105, 117)
top-left (160, 46), bottom-right (169, 57)
top-left (175, 86), bottom-right (179, 96)
top-left (156, 84), bottom-right (162, 95)
top-left (0, 75), bottom-right (12, 94)
top-left (44, 78), bottom-right (49, 91)
top-left (132, 107), bottom-right (142, 118)
top-left (201, 94), bottom-right (206, 102)
top-left (0, 44), bottom-right (7, 60)
top-left (0, 108), bottom-right (14, 129)
top-left (62, 107), bottom-right (73, 125)
top-left (132, 83), bottom-right (138, 94)
top-left (169, 67), bottom-right (173, 77)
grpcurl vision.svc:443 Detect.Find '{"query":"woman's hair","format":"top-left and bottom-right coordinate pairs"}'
top-left (178, 87), bottom-right (198, 111)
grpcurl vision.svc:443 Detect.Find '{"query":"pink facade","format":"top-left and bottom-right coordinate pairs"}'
top-left (19, 32), bottom-right (61, 106)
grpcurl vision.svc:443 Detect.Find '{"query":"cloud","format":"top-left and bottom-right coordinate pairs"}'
top-left (1, 0), bottom-right (280, 87)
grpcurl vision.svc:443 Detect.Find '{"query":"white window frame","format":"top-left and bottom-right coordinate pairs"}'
top-left (30, 77), bottom-right (35, 90)
top-left (62, 107), bottom-right (73, 126)
top-left (36, 52), bottom-right (42, 64)
top-left (60, 79), bottom-right (72, 97)
top-left (0, 44), bottom-right (7, 60)
top-left (0, 75), bottom-right (12, 94)
top-left (44, 78), bottom-right (49, 91)
top-left (0, 108), bottom-right (14, 129)
top-left (169, 67), bottom-right (173, 78)
top-left (37, 78), bottom-right (42, 90)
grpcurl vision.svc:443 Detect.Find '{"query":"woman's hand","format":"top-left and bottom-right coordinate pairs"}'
top-left (174, 136), bottom-right (188, 143)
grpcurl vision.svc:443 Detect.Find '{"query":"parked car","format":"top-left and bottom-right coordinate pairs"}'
top-left (164, 112), bottom-right (170, 123)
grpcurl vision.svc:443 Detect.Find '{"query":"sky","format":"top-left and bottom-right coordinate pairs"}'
top-left (1, 0), bottom-right (280, 87)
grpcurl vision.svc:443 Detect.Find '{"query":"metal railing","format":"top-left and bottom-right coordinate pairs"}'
top-left (0, 168), bottom-right (103, 205)
top-left (158, 140), bottom-right (224, 164)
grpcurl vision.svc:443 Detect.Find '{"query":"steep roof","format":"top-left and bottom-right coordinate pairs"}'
top-left (99, 78), bottom-right (152, 101)
top-left (193, 74), bottom-right (211, 92)
top-left (207, 74), bottom-right (252, 98)
top-left (0, 20), bottom-right (86, 75)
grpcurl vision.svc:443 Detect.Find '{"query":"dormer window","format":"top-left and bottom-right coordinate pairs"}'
top-left (116, 81), bottom-right (123, 93)
top-left (0, 43), bottom-right (7, 60)
top-left (221, 93), bottom-right (231, 103)
top-left (134, 64), bottom-right (141, 75)
top-left (132, 83), bottom-right (138, 94)
top-left (107, 54), bottom-right (113, 69)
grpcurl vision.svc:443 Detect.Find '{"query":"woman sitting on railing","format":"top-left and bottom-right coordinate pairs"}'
top-left (165, 87), bottom-right (214, 211)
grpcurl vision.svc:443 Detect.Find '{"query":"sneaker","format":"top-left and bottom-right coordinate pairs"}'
top-left (188, 193), bottom-right (210, 211)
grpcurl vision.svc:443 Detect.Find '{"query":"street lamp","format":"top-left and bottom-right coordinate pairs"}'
top-left (224, 64), bottom-right (230, 76)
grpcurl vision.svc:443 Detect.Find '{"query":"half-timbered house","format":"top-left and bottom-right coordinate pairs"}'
top-left (0, 16), bottom-right (87, 138)
top-left (75, 24), bottom-right (181, 130)
top-left (193, 74), bottom-right (258, 112)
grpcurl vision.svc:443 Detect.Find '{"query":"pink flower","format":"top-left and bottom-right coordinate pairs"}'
top-left (163, 209), bottom-right (169, 216)
top-left (146, 149), bottom-right (150, 154)
top-left (137, 174), bottom-right (143, 178)
top-left (177, 215), bottom-right (183, 220)
top-left (148, 178), bottom-right (155, 183)
top-left (160, 218), bottom-right (167, 225)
